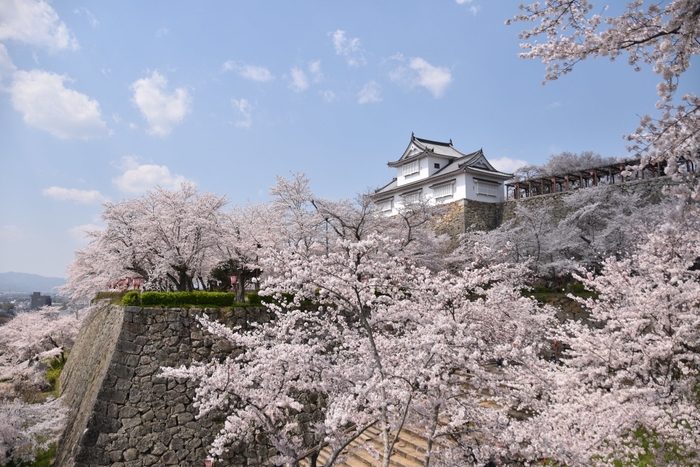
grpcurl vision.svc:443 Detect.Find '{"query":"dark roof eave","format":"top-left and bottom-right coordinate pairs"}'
top-left (462, 166), bottom-right (513, 180)
top-left (373, 165), bottom-right (504, 198)
top-left (388, 152), bottom-right (457, 168)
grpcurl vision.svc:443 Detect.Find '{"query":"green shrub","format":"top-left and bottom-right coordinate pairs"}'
top-left (571, 283), bottom-right (587, 294)
top-left (139, 291), bottom-right (236, 307)
top-left (246, 291), bottom-right (262, 305)
top-left (121, 290), bottom-right (141, 306)
top-left (533, 286), bottom-right (552, 294)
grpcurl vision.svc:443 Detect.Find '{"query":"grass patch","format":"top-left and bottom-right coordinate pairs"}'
top-left (5, 443), bottom-right (56, 467)
top-left (92, 291), bottom-right (126, 304)
top-left (615, 426), bottom-right (697, 466)
top-left (42, 351), bottom-right (68, 399)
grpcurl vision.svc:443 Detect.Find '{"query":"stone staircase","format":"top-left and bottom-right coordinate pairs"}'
top-left (301, 424), bottom-right (431, 467)
top-left (300, 361), bottom-right (508, 467)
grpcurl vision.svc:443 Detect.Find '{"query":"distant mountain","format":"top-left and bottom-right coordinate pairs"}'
top-left (0, 272), bottom-right (66, 294)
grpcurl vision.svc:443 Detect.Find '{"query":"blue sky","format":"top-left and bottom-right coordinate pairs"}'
top-left (0, 0), bottom-right (697, 278)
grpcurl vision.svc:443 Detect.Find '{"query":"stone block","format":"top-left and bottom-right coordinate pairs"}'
top-left (176, 411), bottom-right (195, 424)
top-left (112, 363), bottom-right (135, 379)
top-left (131, 313), bottom-right (146, 324)
top-left (119, 405), bottom-right (139, 419)
top-left (109, 450), bottom-right (124, 462)
top-left (115, 377), bottom-right (132, 392)
top-left (150, 441), bottom-right (167, 456)
top-left (116, 340), bottom-right (142, 355)
top-left (93, 415), bottom-right (122, 434)
top-left (136, 435), bottom-right (155, 453)
top-left (161, 450), bottom-right (178, 465)
top-left (141, 454), bottom-right (159, 466)
top-left (121, 415), bottom-right (142, 430)
top-left (127, 322), bottom-right (146, 335)
top-left (99, 387), bottom-right (128, 404)
top-left (123, 447), bottom-right (139, 461)
top-left (135, 364), bottom-right (157, 377)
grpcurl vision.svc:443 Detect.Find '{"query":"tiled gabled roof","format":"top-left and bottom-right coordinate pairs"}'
top-left (375, 135), bottom-right (511, 197)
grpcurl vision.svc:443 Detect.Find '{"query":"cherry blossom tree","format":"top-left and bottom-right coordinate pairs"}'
top-left (509, 0), bottom-right (700, 192)
top-left (0, 306), bottom-right (80, 398)
top-left (62, 182), bottom-right (229, 300)
top-left (162, 234), bottom-right (555, 467)
top-left (162, 175), bottom-right (555, 466)
top-left (496, 202), bottom-right (700, 465)
top-left (512, 151), bottom-right (619, 181)
top-left (456, 185), bottom-right (671, 282)
top-left (0, 397), bottom-right (68, 465)
top-left (0, 306), bottom-right (82, 465)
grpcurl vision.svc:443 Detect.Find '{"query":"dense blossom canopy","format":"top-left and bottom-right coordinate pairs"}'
top-left (509, 0), bottom-right (700, 194)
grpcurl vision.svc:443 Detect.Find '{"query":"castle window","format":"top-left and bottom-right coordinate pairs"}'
top-left (476, 180), bottom-right (499, 197)
top-left (376, 198), bottom-right (394, 212)
top-left (402, 191), bottom-right (421, 204)
top-left (433, 183), bottom-right (454, 199)
top-left (434, 163), bottom-right (440, 169)
top-left (401, 160), bottom-right (420, 176)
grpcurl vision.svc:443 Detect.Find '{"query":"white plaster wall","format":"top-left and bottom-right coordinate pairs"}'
top-left (396, 158), bottom-right (430, 187)
top-left (387, 174), bottom-right (505, 215)
top-left (427, 156), bottom-right (451, 177)
top-left (465, 175), bottom-right (506, 202)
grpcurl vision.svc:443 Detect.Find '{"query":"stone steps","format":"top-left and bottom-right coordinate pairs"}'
top-left (301, 424), bottom-right (438, 467)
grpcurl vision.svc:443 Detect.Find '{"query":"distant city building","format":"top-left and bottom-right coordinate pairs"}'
top-left (30, 291), bottom-right (52, 309)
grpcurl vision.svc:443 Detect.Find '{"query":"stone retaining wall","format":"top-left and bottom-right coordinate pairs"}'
top-left (434, 199), bottom-right (503, 245)
top-left (436, 176), bottom-right (674, 239)
top-left (500, 176), bottom-right (675, 225)
top-left (56, 304), bottom-right (302, 467)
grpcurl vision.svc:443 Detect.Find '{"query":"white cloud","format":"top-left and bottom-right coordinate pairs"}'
top-left (408, 58), bottom-right (452, 98)
top-left (331, 30), bottom-right (365, 67)
top-left (550, 101), bottom-right (561, 108)
top-left (490, 157), bottom-right (528, 173)
top-left (156, 27), bottom-right (169, 37)
top-left (309, 60), bottom-right (323, 83)
top-left (68, 224), bottom-right (103, 244)
top-left (390, 56), bottom-right (452, 98)
top-left (42, 186), bottom-right (107, 204)
top-left (0, 44), bottom-right (16, 82)
top-left (289, 67), bottom-right (308, 92)
top-left (320, 90), bottom-right (336, 103)
top-left (112, 156), bottom-right (189, 194)
top-left (10, 70), bottom-right (107, 139)
top-left (358, 81), bottom-right (382, 104)
top-left (455, 0), bottom-right (480, 15)
top-left (131, 71), bottom-right (191, 137)
top-left (0, 0), bottom-right (79, 51)
top-left (73, 7), bottom-right (99, 28)
top-left (231, 98), bottom-right (253, 129)
top-left (223, 61), bottom-right (274, 82)
top-left (0, 225), bottom-right (22, 240)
